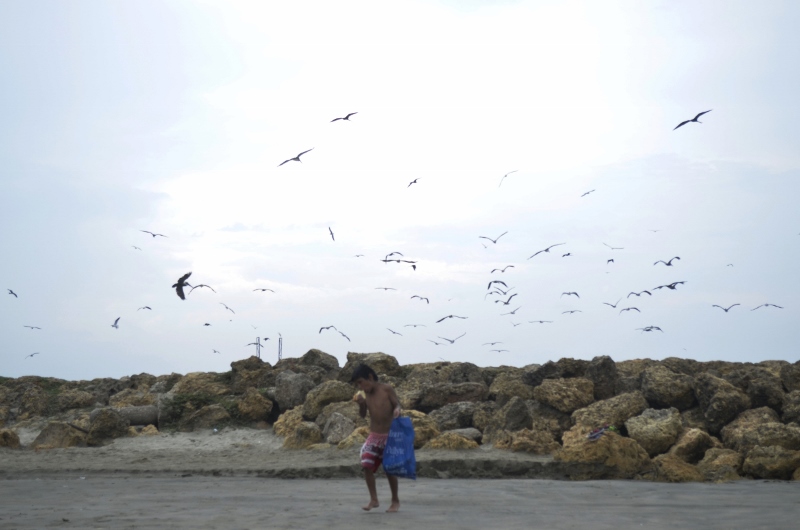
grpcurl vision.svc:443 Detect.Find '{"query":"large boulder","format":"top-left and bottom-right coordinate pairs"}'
top-left (416, 382), bottom-right (488, 413)
top-left (230, 356), bottom-right (275, 394)
top-left (661, 357), bottom-right (702, 376)
top-left (404, 410), bottom-right (440, 449)
top-left (720, 407), bottom-right (800, 453)
top-left (522, 358), bottom-right (588, 387)
top-left (177, 404), bottom-right (230, 432)
top-left (0, 428), bottom-right (21, 449)
top-left (697, 448), bottom-right (743, 482)
top-left (641, 365), bottom-right (696, 410)
top-left (108, 388), bottom-right (156, 408)
top-left (585, 355), bottom-right (618, 401)
top-left (449, 427), bottom-right (482, 443)
top-left (724, 367), bottom-right (785, 412)
top-left (625, 408), bottom-right (682, 457)
top-left (169, 372), bottom-right (230, 397)
top-left (396, 362), bottom-right (484, 410)
top-left (614, 359), bottom-right (660, 395)
top-left (314, 401), bottom-right (367, 430)
top-left (651, 454), bottom-right (704, 482)
top-left (273, 407), bottom-right (305, 437)
top-left (668, 428), bottom-right (718, 464)
top-left (298, 349), bottom-right (340, 374)
top-left (322, 412), bottom-right (356, 445)
top-left (680, 407), bottom-right (710, 433)
top-left (782, 390), bottom-right (800, 425)
top-left (30, 422), bottom-right (87, 449)
top-left (302, 381), bottom-right (354, 421)
top-left (274, 371), bottom-right (316, 410)
top-left (236, 388), bottom-right (273, 422)
top-left (533, 378), bottom-right (594, 414)
top-left (338, 352), bottom-right (403, 382)
top-left (527, 400), bottom-right (572, 443)
top-left (742, 445), bottom-right (800, 480)
top-left (283, 421), bottom-right (323, 449)
top-left (18, 384), bottom-right (49, 420)
top-left (337, 426), bottom-right (370, 449)
top-left (497, 428), bottom-right (560, 455)
top-left (423, 431), bottom-right (479, 450)
top-left (55, 389), bottom-right (96, 412)
top-left (428, 401), bottom-right (476, 431)
top-left (87, 408), bottom-right (130, 445)
top-left (571, 391), bottom-right (649, 429)
top-left (482, 397), bottom-right (533, 444)
top-left (780, 361), bottom-right (800, 393)
top-left (555, 426), bottom-right (652, 478)
top-left (488, 371), bottom-right (535, 406)
top-left (692, 373), bottom-right (751, 435)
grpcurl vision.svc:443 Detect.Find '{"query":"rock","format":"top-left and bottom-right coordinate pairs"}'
top-left (742, 445), bottom-right (800, 480)
top-left (140, 424), bottom-right (159, 436)
top-left (615, 359), bottom-right (660, 395)
top-left (527, 400), bottom-right (572, 443)
top-left (314, 401), bottom-right (367, 430)
top-left (651, 454), bottom-right (704, 482)
top-left (116, 405), bottom-right (159, 426)
top-left (230, 357), bottom-right (275, 394)
top-left (555, 426), bottom-right (652, 478)
top-left (641, 365), bottom-right (696, 410)
top-left (472, 402), bottom-right (500, 432)
top-left (87, 408), bottom-right (130, 445)
top-left (488, 371), bottom-right (535, 406)
top-left (0, 429), bottom-right (21, 449)
top-left (298, 349), bottom-right (340, 373)
top-left (169, 372), bottom-right (230, 397)
top-left (692, 373), bottom-right (751, 435)
top-left (0, 405), bottom-right (9, 428)
top-left (479, 366), bottom-right (523, 388)
top-left (405, 410), bottom-right (440, 449)
top-left (571, 391), bottom-right (649, 429)
top-left (274, 371), bottom-right (316, 410)
top-left (283, 421), bottom-right (323, 449)
top-left (428, 402), bottom-right (476, 431)
top-left (507, 429), bottom-right (561, 455)
top-left (533, 378), bottom-right (594, 414)
top-left (338, 352), bottom-right (403, 382)
top-left (337, 426), bottom-right (370, 449)
top-left (424, 431), bottom-right (480, 449)
top-left (231, 355), bottom-right (268, 373)
top-left (448, 427), bottom-right (482, 443)
top-left (308, 443), bottom-right (333, 450)
top-left (322, 412), bottom-right (356, 444)
top-left (396, 363), bottom-right (484, 410)
top-left (625, 408), bottom-right (682, 457)
top-left (661, 357), bottom-right (702, 376)
top-left (302, 381), bottom-right (354, 421)
top-left (108, 388), bottom-right (156, 408)
top-left (499, 396), bottom-right (533, 432)
top-left (668, 428), bottom-right (717, 464)
top-left (177, 404), bottom-right (230, 432)
top-left (236, 388), bottom-right (273, 422)
top-left (31, 422), bottom-right (87, 449)
top-left (680, 407), bottom-right (710, 432)
top-left (724, 367), bottom-right (784, 412)
top-left (585, 356), bottom-right (618, 401)
top-left (782, 390), bottom-right (800, 424)
top-left (416, 382), bottom-right (489, 413)
top-left (780, 361), bottom-right (800, 392)
top-left (273, 407), bottom-right (305, 437)
top-left (794, 467), bottom-right (800, 480)
top-left (697, 448), bottom-right (742, 482)
top-left (18, 384), bottom-right (49, 420)
top-left (522, 358), bottom-right (588, 387)
top-left (720, 407), bottom-right (800, 453)
top-left (127, 426), bottom-right (140, 437)
top-left (55, 389), bottom-right (96, 411)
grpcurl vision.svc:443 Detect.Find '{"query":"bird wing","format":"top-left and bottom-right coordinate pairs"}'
top-left (345, 112), bottom-right (357, 119)
top-left (140, 230), bottom-right (153, 235)
top-left (528, 250), bottom-right (543, 259)
top-left (297, 148), bottom-right (314, 158)
top-left (176, 285), bottom-right (186, 299)
top-left (654, 261), bottom-right (665, 266)
top-left (673, 120), bottom-right (691, 130)
top-left (694, 109), bottom-right (712, 120)
top-left (278, 159), bottom-right (291, 166)
top-left (179, 272), bottom-right (192, 283)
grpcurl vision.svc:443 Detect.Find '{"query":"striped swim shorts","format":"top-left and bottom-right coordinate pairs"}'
top-left (360, 432), bottom-right (389, 472)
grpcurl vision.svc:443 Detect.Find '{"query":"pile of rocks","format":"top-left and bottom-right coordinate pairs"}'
top-left (2, 351), bottom-right (800, 482)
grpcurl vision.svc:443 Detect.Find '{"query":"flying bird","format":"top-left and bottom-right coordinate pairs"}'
top-left (498, 170), bottom-right (518, 187)
top-left (278, 148), bottom-right (314, 167)
top-left (637, 325), bottom-right (663, 333)
top-left (25, 352), bottom-right (40, 358)
top-left (673, 109), bottom-right (712, 130)
top-left (387, 329), bottom-right (402, 336)
top-left (603, 243), bottom-right (623, 250)
top-left (131, 246), bottom-right (142, 250)
top-left (438, 332), bottom-right (466, 344)
top-left (428, 340), bottom-right (444, 346)
top-left (23, 325), bottom-right (41, 330)
top-left (561, 292), bottom-right (580, 298)
top-left (653, 281), bottom-right (686, 291)
top-left (140, 230), bottom-right (167, 238)
top-left (529, 320), bottom-right (553, 324)
top-left (338, 330), bottom-right (351, 342)
top-left (501, 306), bottom-right (522, 315)
top-left (384, 252), bottom-right (404, 260)
top-left (491, 265), bottom-right (515, 273)
top-left (487, 280), bottom-right (508, 290)
top-left (8, 289), bottom-right (18, 297)
top-left (528, 243), bottom-right (566, 259)
top-left (408, 178), bottom-right (420, 187)
top-left (331, 112), bottom-right (357, 122)
top-left (172, 272), bottom-right (192, 300)
top-left (328, 227), bottom-right (335, 241)
top-left (190, 284), bottom-right (216, 294)
top-left (752, 303), bottom-right (783, 311)
top-left (111, 317), bottom-right (120, 329)
top-left (137, 306), bottom-right (151, 311)
top-left (411, 295), bottom-right (430, 304)
top-left (581, 190), bottom-right (595, 197)
top-left (490, 349), bottom-right (510, 353)
top-left (607, 259), bottom-right (614, 264)
top-left (510, 322), bottom-right (522, 327)
top-left (562, 253), bottom-right (572, 257)
top-left (479, 231), bottom-right (508, 244)
top-left (204, 323), bottom-right (211, 327)
top-left (213, 349), bottom-right (220, 354)
top-left (319, 325), bottom-right (338, 333)
top-left (375, 287), bottom-right (397, 291)
top-left (253, 288), bottom-right (275, 292)
top-left (620, 307), bottom-right (641, 314)
top-left (495, 293), bottom-right (518, 305)
top-left (436, 315), bottom-right (468, 323)
top-left (562, 310), bottom-right (581, 314)
top-left (603, 299), bottom-right (622, 308)
top-left (712, 304), bottom-right (740, 313)
top-left (628, 290), bottom-right (652, 298)
top-left (355, 254), bottom-right (364, 257)
top-left (403, 324), bottom-right (427, 328)
top-left (220, 303), bottom-right (235, 314)
top-left (654, 257), bottom-right (680, 266)
top-left (482, 342), bottom-right (503, 346)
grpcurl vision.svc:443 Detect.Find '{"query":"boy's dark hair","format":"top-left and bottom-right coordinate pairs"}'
top-left (350, 363), bottom-right (378, 382)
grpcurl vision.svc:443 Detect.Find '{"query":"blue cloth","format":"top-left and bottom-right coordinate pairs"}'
top-left (382, 417), bottom-right (417, 479)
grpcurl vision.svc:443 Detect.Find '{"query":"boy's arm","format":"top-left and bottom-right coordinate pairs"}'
top-left (388, 386), bottom-right (402, 418)
top-left (355, 395), bottom-right (367, 418)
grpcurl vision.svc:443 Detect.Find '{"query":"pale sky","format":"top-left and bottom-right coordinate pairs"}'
top-left (2, 0), bottom-right (799, 380)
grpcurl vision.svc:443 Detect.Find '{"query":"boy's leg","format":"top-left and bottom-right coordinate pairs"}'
top-left (386, 474), bottom-right (400, 513)
top-left (362, 469), bottom-right (379, 511)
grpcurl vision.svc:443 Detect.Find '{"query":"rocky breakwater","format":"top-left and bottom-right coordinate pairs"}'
top-left (3, 352), bottom-right (800, 482)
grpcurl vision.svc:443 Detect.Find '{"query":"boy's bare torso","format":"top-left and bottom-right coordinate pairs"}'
top-left (363, 383), bottom-right (397, 434)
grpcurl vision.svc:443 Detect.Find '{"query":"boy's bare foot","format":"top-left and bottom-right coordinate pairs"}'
top-left (362, 499), bottom-right (379, 511)
top-left (386, 501), bottom-right (400, 513)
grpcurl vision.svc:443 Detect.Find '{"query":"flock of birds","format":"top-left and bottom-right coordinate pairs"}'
top-left (7, 107), bottom-right (788, 362)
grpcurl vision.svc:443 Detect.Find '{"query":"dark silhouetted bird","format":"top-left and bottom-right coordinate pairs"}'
top-left (220, 303), bottom-right (235, 314)
top-left (628, 290), bottom-right (652, 298)
top-left (140, 230), bottom-right (167, 238)
top-left (581, 189), bottom-right (595, 197)
top-left (529, 320), bottom-right (553, 324)
top-left (411, 295), bottom-right (429, 304)
top-left (375, 287), bottom-right (397, 291)
top-left (436, 315), bottom-right (468, 323)
top-left (620, 307), bottom-right (641, 314)
top-left (654, 257), bottom-right (680, 266)
top-left (408, 178), bottom-right (419, 187)
top-left (479, 231), bottom-right (508, 244)
top-left (637, 325), bottom-right (663, 332)
top-left (712, 304), bottom-right (740, 313)
top-left (495, 293), bottom-right (518, 305)
top-left (328, 227), bottom-right (335, 241)
top-left (111, 317), bottom-right (120, 329)
top-left (603, 299), bottom-right (622, 308)
top-left (528, 243), bottom-right (566, 259)
top-left (562, 310), bottom-right (581, 314)
top-left (674, 110), bottom-right (712, 130)
top-left (253, 288), bottom-right (275, 292)
top-left (561, 292), bottom-right (580, 298)
top-left (172, 272), bottom-right (192, 300)
top-left (25, 352), bottom-right (40, 358)
top-left (387, 329), bottom-right (402, 336)
top-left (8, 289), bottom-right (18, 298)
top-left (278, 148), bottom-right (314, 167)
top-left (491, 265), bottom-right (514, 273)
top-left (132, 246), bottom-right (141, 250)
top-left (653, 281), bottom-right (686, 291)
top-left (751, 303), bottom-right (783, 311)
top-left (190, 284), bottom-right (216, 294)
top-left (482, 342), bottom-right (503, 346)
top-left (137, 306), bottom-right (152, 311)
top-left (331, 112), bottom-right (357, 122)
top-left (498, 170), bottom-right (518, 187)
top-left (204, 323), bottom-right (211, 326)
top-left (438, 332), bottom-right (466, 344)
top-left (501, 306), bottom-right (522, 315)
top-left (23, 325), bottom-right (41, 330)
top-left (487, 280), bottom-right (508, 290)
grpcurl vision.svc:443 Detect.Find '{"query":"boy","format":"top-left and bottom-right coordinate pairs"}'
top-left (350, 363), bottom-right (402, 512)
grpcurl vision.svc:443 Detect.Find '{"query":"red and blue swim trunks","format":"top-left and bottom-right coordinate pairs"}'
top-left (360, 432), bottom-right (389, 472)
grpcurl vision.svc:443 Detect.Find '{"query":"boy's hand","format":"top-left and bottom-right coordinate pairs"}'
top-left (393, 406), bottom-right (401, 419)
top-left (353, 391), bottom-right (366, 404)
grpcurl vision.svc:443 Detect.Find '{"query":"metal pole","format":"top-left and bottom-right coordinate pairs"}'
top-left (278, 333), bottom-right (282, 362)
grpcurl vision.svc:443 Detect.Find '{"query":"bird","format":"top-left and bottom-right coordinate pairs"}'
top-left (752, 303), bottom-right (783, 311)
top-left (411, 295), bottom-right (429, 304)
top-left (213, 349), bottom-right (220, 354)
top-left (140, 230), bottom-right (167, 238)
top-left (111, 317), bottom-right (120, 329)
top-left (654, 257), bottom-right (680, 266)
top-left (436, 315), bottom-right (468, 323)
top-left (491, 265), bottom-right (515, 273)
top-left (607, 259), bottom-right (614, 264)
top-left (529, 320), bottom-right (553, 324)
top-left (23, 325), bottom-right (41, 330)
top-left (528, 243), bottom-right (566, 259)
top-left (375, 287), bottom-right (397, 291)
top-left (562, 253), bottom-right (572, 257)
top-left (490, 349), bottom-right (510, 353)
top-left (486, 286), bottom-right (514, 298)
top-left (628, 290), bottom-right (652, 298)
top-left (331, 112), bottom-right (357, 122)
top-left (674, 109), bottom-right (712, 130)
top-left (498, 170), bottom-right (518, 187)
top-left (495, 293), bottom-right (518, 305)
top-left (727, 264), bottom-right (734, 267)
top-left (403, 324), bottom-right (426, 328)
top-left (384, 252), bottom-right (404, 260)
top-left (712, 304), bottom-right (740, 313)
top-left (190, 284), bottom-right (216, 294)
top-left (619, 307), bottom-right (641, 314)
top-left (438, 332), bottom-right (466, 344)
top-left (408, 178), bottom-right (420, 187)
top-left (220, 303), bottom-right (235, 314)
top-left (319, 325), bottom-right (338, 333)
top-left (487, 280), bottom-right (508, 291)
top-left (603, 243), bottom-right (623, 250)
top-left (381, 259), bottom-right (417, 265)
top-left (510, 322), bottom-right (522, 327)
top-left (428, 340), bottom-right (443, 346)
top-left (172, 272), bottom-right (192, 300)
top-left (131, 246), bottom-right (142, 250)
top-left (338, 330), bottom-right (351, 342)
top-left (251, 325), bottom-right (258, 329)
top-left (8, 289), bottom-right (18, 298)
top-left (482, 342), bottom-right (503, 346)
top-left (637, 325), bottom-right (663, 333)
top-left (562, 310), bottom-right (581, 314)
top-left (278, 148), bottom-right (314, 167)
top-left (649, 229), bottom-right (662, 233)
top-left (253, 288), bottom-right (275, 293)
top-left (137, 306), bottom-right (151, 311)
top-left (561, 292), bottom-right (580, 298)
top-left (204, 323), bottom-right (211, 326)
top-left (603, 299), bottom-right (622, 308)
top-left (25, 352), bottom-right (40, 358)
top-left (479, 231), bottom-right (508, 244)
top-left (653, 281), bottom-right (686, 291)
top-left (387, 329), bottom-right (402, 336)
top-left (581, 189), bottom-right (595, 197)
top-left (355, 254), bottom-right (364, 258)
top-left (501, 306), bottom-right (522, 315)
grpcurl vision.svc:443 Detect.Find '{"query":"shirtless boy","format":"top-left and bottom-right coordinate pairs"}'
top-left (351, 364), bottom-right (402, 513)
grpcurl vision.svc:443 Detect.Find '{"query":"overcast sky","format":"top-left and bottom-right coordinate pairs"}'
top-left (2, 0), bottom-right (799, 380)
